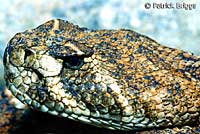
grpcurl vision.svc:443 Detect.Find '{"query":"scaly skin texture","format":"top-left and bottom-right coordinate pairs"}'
top-left (3, 19), bottom-right (200, 131)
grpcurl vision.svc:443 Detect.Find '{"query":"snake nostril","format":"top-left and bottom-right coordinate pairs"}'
top-left (24, 49), bottom-right (34, 61)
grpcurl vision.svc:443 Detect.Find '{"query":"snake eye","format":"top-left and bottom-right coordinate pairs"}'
top-left (63, 56), bottom-right (84, 69)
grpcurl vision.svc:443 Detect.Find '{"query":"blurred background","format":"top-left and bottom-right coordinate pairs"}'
top-left (0, 0), bottom-right (200, 90)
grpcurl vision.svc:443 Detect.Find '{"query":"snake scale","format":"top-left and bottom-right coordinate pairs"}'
top-left (3, 19), bottom-right (200, 131)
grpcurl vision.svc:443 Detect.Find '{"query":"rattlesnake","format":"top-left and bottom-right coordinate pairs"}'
top-left (3, 19), bottom-right (200, 131)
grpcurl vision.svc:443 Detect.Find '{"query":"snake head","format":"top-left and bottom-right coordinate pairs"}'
top-left (3, 19), bottom-right (135, 130)
top-left (4, 19), bottom-right (200, 131)
top-left (3, 19), bottom-right (94, 113)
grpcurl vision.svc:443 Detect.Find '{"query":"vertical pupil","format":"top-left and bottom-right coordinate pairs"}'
top-left (64, 56), bottom-right (84, 69)
top-left (69, 56), bottom-right (80, 66)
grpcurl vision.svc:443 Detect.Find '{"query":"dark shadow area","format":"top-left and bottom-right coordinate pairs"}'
top-left (10, 110), bottom-right (129, 134)
top-left (10, 110), bottom-right (200, 134)
top-left (10, 109), bottom-right (200, 134)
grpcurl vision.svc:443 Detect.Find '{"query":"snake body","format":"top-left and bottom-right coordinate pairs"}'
top-left (3, 19), bottom-right (200, 131)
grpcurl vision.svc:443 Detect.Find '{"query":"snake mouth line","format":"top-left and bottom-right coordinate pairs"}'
top-left (28, 68), bottom-right (44, 81)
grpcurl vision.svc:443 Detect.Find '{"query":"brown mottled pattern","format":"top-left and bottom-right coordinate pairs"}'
top-left (3, 19), bottom-right (200, 131)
